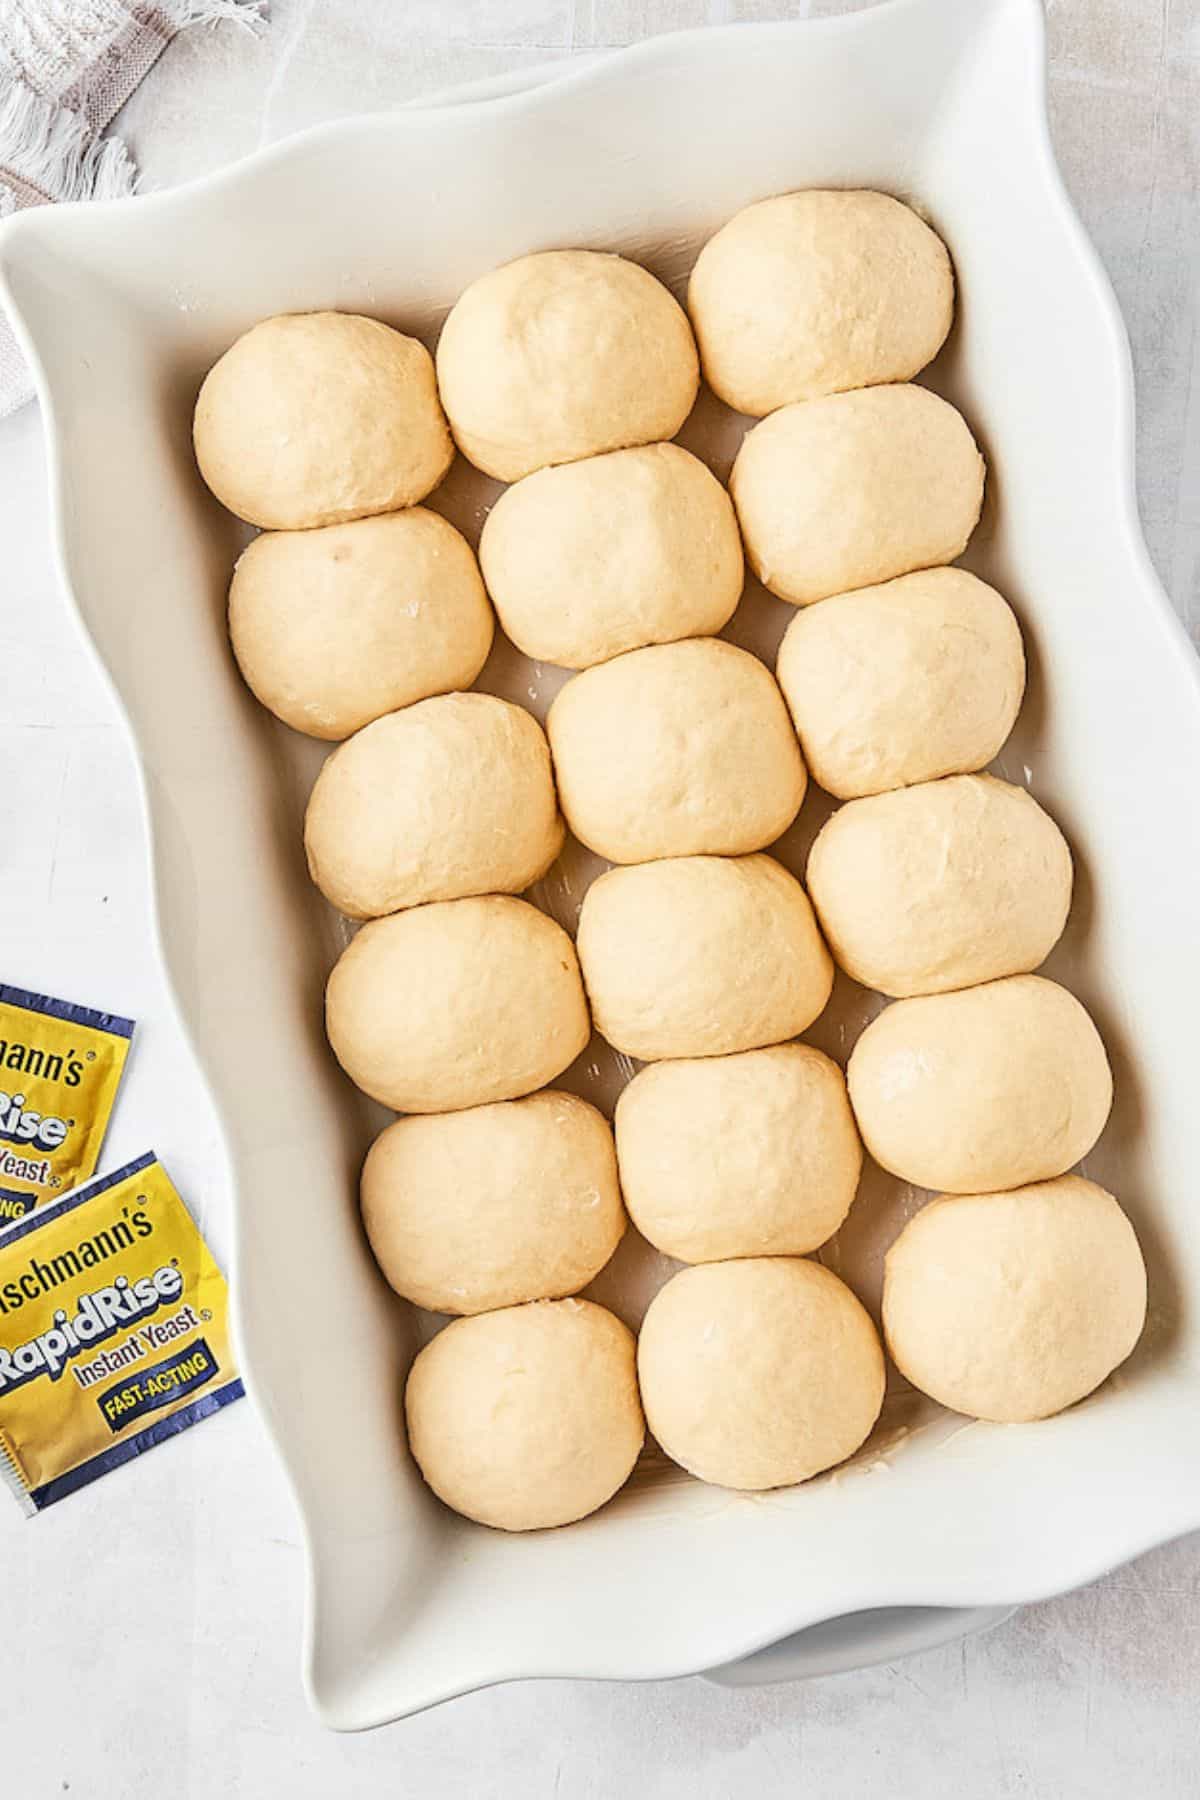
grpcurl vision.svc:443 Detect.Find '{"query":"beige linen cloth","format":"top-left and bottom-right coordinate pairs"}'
top-left (0, 0), bottom-right (262, 416)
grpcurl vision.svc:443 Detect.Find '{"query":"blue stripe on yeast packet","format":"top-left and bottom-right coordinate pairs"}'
top-left (0, 984), bottom-right (135, 1039)
top-left (28, 1379), bottom-right (245, 1511)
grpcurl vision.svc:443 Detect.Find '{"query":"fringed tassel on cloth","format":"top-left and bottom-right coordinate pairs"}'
top-left (0, 81), bottom-right (138, 214)
top-left (169, 1), bottom-right (266, 27)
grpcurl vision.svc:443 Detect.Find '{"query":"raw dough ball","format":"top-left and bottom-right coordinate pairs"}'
top-left (361, 1091), bottom-right (624, 1314)
top-left (807, 775), bottom-right (1073, 998)
top-left (576, 854), bottom-right (833, 1061)
top-left (638, 1259), bottom-right (884, 1490)
top-left (883, 1177), bottom-right (1147, 1422)
top-left (547, 639), bottom-right (806, 863)
top-left (730, 384), bottom-right (984, 606)
top-left (436, 251), bottom-right (699, 482)
top-left (775, 567), bottom-right (1024, 798)
top-left (478, 444), bottom-right (743, 668)
top-left (689, 189), bottom-right (954, 416)
top-left (228, 509), bottom-right (493, 741)
top-left (406, 1298), bottom-right (644, 1530)
top-left (305, 693), bottom-right (563, 919)
top-left (194, 312), bottom-right (453, 529)
top-left (326, 896), bottom-right (590, 1113)
top-left (847, 975), bottom-right (1112, 1193)
top-left (615, 1044), bottom-right (861, 1262)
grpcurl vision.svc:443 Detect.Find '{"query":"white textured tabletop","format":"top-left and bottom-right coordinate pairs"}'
top-left (2, 2), bottom-right (1199, 1794)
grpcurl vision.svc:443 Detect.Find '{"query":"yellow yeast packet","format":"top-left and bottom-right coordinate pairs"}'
top-left (0, 984), bottom-right (135, 1226)
top-left (0, 1151), bottom-right (243, 1513)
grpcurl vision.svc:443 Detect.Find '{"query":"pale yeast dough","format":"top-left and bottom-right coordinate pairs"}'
top-left (775, 567), bottom-right (1024, 798)
top-left (406, 1299), bottom-right (644, 1530)
top-left (325, 896), bottom-right (590, 1113)
top-left (194, 312), bottom-right (452, 529)
top-left (361, 1092), bottom-right (624, 1314)
top-left (689, 189), bottom-right (954, 415)
top-left (436, 251), bottom-right (699, 482)
top-left (807, 775), bottom-right (1073, 997)
top-left (228, 509), bottom-right (493, 741)
top-left (479, 444), bottom-right (743, 667)
top-left (547, 639), bottom-right (805, 863)
top-left (615, 1044), bottom-right (862, 1262)
top-left (848, 975), bottom-right (1112, 1193)
top-left (638, 1259), bottom-right (885, 1490)
top-left (576, 854), bottom-right (833, 1061)
top-left (884, 1178), bottom-right (1147, 1422)
top-left (305, 693), bottom-right (563, 919)
top-left (730, 383), bottom-right (984, 606)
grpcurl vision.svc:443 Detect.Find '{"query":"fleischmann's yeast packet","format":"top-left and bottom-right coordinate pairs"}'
top-left (0, 984), bottom-right (135, 1226)
top-left (0, 1150), bottom-right (243, 1513)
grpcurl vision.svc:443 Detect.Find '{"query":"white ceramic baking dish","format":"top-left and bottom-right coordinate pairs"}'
top-left (3, 0), bottom-right (1200, 1729)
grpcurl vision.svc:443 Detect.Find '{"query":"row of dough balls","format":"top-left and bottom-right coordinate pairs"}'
top-left (403, 1166), bottom-right (1148, 1533)
top-left (225, 416), bottom-right (993, 759)
top-left (195, 189), bottom-right (955, 524)
top-left (479, 374), bottom-right (984, 657)
top-left (302, 636), bottom-right (1039, 950)
top-left (321, 851), bottom-right (832, 1112)
top-left (405, 1166), bottom-right (1148, 1533)
top-left (405, 1261), bottom-right (884, 1532)
top-left (363, 1043), bottom-right (861, 1312)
